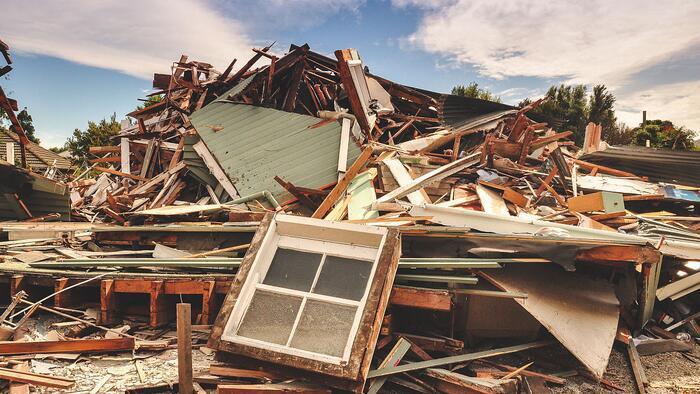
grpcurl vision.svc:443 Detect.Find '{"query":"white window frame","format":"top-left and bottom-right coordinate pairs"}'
top-left (221, 217), bottom-right (387, 365)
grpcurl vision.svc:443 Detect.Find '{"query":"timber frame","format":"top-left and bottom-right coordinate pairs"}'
top-left (209, 213), bottom-right (401, 391)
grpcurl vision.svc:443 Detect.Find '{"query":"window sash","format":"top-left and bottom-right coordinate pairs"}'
top-left (225, 230), bottom-right (383, 364)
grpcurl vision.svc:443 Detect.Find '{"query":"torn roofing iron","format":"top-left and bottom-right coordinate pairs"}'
top-left (581, 145), bottom-right (700, 186)
top-left (438, 95), bottom-right (516, 131)
top-left (190, 102), bottom-right (361, 202)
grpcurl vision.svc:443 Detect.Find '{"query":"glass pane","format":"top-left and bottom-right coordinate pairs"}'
top-left (290, 300), bottom-right (357, 358)
top-left (314, 255), bottom-right (373, 301)
top-left (263, 248), bottom-right (323, 292)
top-left (237, 289), bottom-right (302, 345)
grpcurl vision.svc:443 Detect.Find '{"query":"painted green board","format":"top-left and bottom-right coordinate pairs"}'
top-left (191, 102), bottom-right (361, 202)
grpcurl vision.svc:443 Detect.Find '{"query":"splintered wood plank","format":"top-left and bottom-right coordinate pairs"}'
top-left (0, 337), bottom-right (135, 355)
top-left (94, 166), bottom-right (147, 181)
top-left (383, 157), bottom-right (430, 204)
top-left (312, 146), bottom-right (373, 219)
top-left (367, 341), bottom-right (553, 378)
top-left (367, 338), bottom-right (411, 394)
top-left (480, 264), bottom-right (619, 379)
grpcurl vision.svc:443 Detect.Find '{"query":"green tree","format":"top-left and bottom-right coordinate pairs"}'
top-left (631, 120), bottom-right (695, 150)
top-left (135, 94), bottom-right (164, 111)
top-left (587, 85), bottom-right (617, 142)
top-left (451, 82), bottom-right (501, 103)
top-left (519, 84), bottom-right (622, 146)
top-left (0, 107), bottom-right (39, 143)
top-left (66, 114), bottom-right (121, 165)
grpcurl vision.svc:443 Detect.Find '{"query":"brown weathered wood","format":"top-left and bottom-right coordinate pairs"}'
top-left (335, 49), bottom-right (371, 133)
top-left (8, 362), bottom-right (29, 394)
top-left (94, 166), bottom-right (147, 181)
top-left (0, 367), bottom-right (74, 390)
top-left (627, 341), bottom-right (648, 394)
top-left (209, 365), bottom-right (281, 380)
top-left (88, 145), bottom-right (121, 154)
top-left (390, 286), bottom-right (452, 311)
top-left (312, 146), bottom-right (373, 218)
top-left (216, 382), bottom-right (331, 393)
top-left (0, 337), bottom-right (135, 355)
top-left (178, 303), bottom-right (193, 394)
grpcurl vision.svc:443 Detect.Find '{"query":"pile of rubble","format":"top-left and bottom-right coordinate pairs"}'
top-left (0, 40), bottom-right (697, 393)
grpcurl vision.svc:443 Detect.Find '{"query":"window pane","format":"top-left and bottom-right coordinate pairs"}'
top-left (313, 255), bottom-right (373, 301)
top-left (290, 300), bottom-right (357, 358)
top-left (263, 248), bottom-right (323, 292)
top-left (237, 289), bottom-right (302, 345)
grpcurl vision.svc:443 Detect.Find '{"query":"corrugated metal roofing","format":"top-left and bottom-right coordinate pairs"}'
top-left (581, 145), bottom-right (700, 187)
top-left (190, 102), bottom-right (361, 201)
top-left (438, 95), bottom-right (517, 132)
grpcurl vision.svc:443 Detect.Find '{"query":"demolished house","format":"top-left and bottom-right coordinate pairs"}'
top-left (0, 40), bottom-right (697, 393)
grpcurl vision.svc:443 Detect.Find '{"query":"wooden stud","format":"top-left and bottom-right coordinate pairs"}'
top-left (150, 280), bottom-right (167, 327)
top-left (177, 303), bottom-right (193, 394)
top-left (100, 279), bottom-right (116, 325)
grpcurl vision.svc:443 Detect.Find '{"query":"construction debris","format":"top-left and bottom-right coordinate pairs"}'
top-left (0, 39), bottom-right (697, 393)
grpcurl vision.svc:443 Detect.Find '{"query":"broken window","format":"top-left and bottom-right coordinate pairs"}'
top-left (211, 213), bottom-right (400, 384)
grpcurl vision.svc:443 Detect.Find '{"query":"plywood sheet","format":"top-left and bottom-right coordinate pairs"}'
top-left (480, 264), bottom-right (619, 379)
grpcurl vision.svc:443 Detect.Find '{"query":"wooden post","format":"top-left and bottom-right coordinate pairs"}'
top-left (177, 303), bottom-right (193, 394)
top-left (100, 279), bottom-right (116, 325)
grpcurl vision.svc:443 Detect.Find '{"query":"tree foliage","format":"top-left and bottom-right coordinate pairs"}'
top-left (135, 94), bottom-right (164, 111)
top-left (451, 82), bottom-right (501, 103)
top-left (0, 107), bottom-right (40, 144)
top-left (631, 120), bottom-right (695, 150)
top-left (66, 114), bottom-right (121, 165)
top-left (520, 84), bottom-right (614, 146)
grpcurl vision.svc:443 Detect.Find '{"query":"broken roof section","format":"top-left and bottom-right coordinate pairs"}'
top-left (0, 129), bottom-right (72, 171)
top-left (190, 101), bottom-right (361, 202)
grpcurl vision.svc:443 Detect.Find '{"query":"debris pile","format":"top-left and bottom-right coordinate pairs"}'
top-left (0, 41), bottom-right (697, 393)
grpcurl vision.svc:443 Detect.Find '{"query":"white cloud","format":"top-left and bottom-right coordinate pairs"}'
top-left (616, 81), bottom-right (700, 132)
top-left (401, 0), bottom-right (700, 130)
top-left (403, 0), bottom-right (700, 85)
top-left (0, 0), bottom-right (255, 79)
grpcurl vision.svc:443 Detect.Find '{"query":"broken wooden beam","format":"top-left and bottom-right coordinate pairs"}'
top-left (0, 337), bottom-right (135, 355)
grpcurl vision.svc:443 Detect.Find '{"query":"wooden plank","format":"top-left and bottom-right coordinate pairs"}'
top-left (426, 368), bottom-right (517, 394)
top-left (88, 156), bottom-right (121, 163)
top-left (209, 365), bottom-right (281, 380)
top-left (368, 341), bottom-right (553, 378)
top-left (390, 286), bottom-right (452, 311)
top-left (627, 341), bottom-right (648, 394)
top-left (0, 367), bottom-right (74, 390)
top-left (192, 141), bottom-right (240, 200)
top-left (367, 338), bottom-right (411, 394)
top-left (94, 166), bottom-right (146, 181)
top-left (502, 187), bottom-right (529, 208)
top-left (312, 146), bottom-right (373, 219)
top-left (8, 362), bottom-right (29, 394)
top-left (0, 337), bottom-right (135, 355)
top-left (178, 303), bottom-right (193, 394)
top-left (89, 146), bottom-right (120, 154)
top-left (217, 382), bottom-right (331, 393)
top-left (383, 158), bottom-right (430, 204)
top-left (375, 152), bottom-right (480, 206)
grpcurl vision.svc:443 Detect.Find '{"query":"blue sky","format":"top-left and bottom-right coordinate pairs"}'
top-left (2, 0), bottom-right (699, 147)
